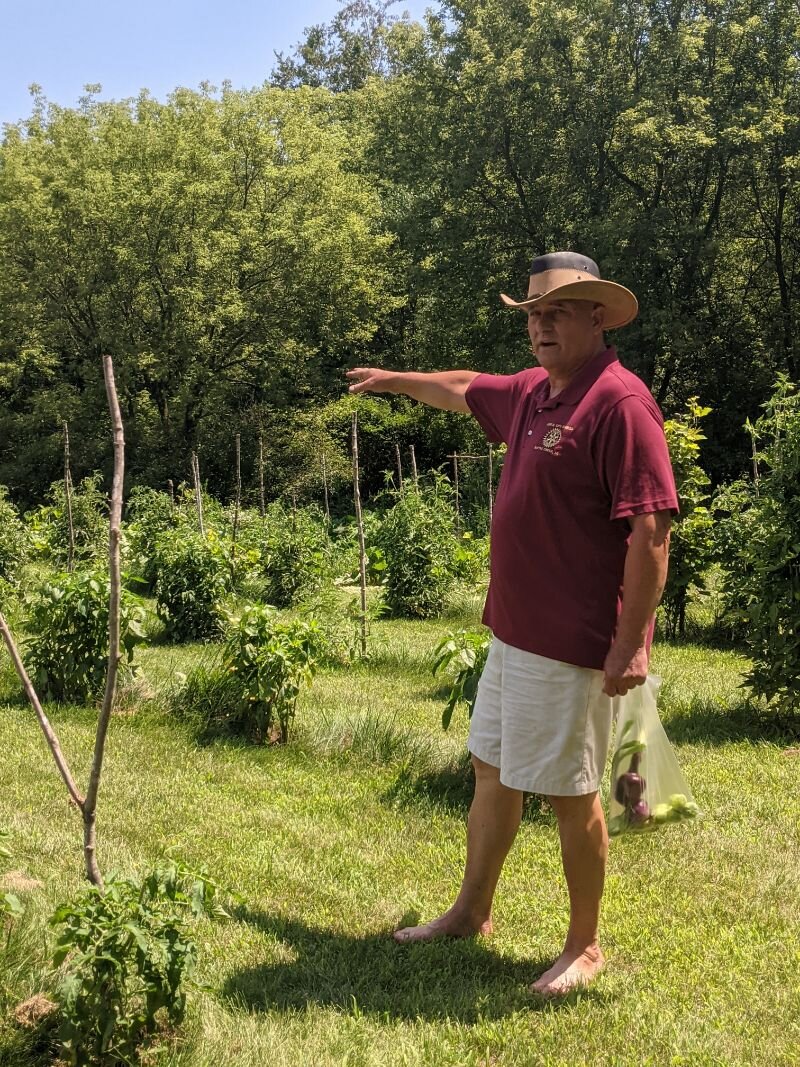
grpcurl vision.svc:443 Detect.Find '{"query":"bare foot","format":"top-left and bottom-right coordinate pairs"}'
top-left (530, 943), bottom-right (605, 997)
top-left (393, 907), bottom-right (493, 944)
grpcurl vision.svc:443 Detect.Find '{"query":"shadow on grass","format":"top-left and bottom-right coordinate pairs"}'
top-left (662, 697), bottom-right (800, 746)
top-left (223, 908), bottom-right (603, 1022)
top-left (382, 753), bottom-right (553, 824)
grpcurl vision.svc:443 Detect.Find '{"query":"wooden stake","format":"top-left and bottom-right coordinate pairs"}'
top-left (488, 444), bottom-right (494, 528)
top-left (167, 478), bottom-right (175, 508)
top-left (191, 451), bottom-right (205, 536)
top-left (0, 613), bottom-right (84, 810)
top-left (452, 451), bottom-right (461, 532)
top-left (321, 451), bottom-right (330, 524)
top-left (258, 434), bottom-right (266, 517)
top-left (409, 444), bottom-right (418, 486)
top-left (63, 421), bottom-right (76, 572)
top-left (231, 433), bottom-right (241, 561)
top-left (351, 413), bottom-right (368, 658)
top-left (394, 442), bottom-right (403, 490)
top-left (81, 355), bottom-right (125, 889)
top-left (0, 355), bottom-right (130, 887)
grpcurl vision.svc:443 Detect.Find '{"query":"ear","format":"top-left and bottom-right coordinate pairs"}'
top-left (591, 303), bottom-right (606, 332)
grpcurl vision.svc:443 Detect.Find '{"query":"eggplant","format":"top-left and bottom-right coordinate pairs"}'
top-left (627, 800), bottom-right (650, 825)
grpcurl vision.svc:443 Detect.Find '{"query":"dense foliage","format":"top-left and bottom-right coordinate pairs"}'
top-left (662, 399), bottom-right (715, 637)
top-left (260, 503), bottom-right (333, 608)
top-left (174, 605), bottom-right (321, 743)
top-left (24, 570), bottom-right (145, 703)
top-left (2, 0), bottom-right (798, 504)
top-left (51, 861), bottom-right (228, 1066)
top-left (153, 532), bottom-right (229, 641)
top-left (720, 379), bottom-right (800, 715)
top-left (377, 485), bottom-right (457, 617)
top-left (0, 487), bottom-right (28, 584)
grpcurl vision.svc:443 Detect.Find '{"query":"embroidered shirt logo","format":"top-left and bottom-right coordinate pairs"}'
top-left (533, 421), bottom-right (574, 456)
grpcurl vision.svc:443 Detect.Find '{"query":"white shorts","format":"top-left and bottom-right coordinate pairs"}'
top-left (467, 637), bottom-right (617, 796)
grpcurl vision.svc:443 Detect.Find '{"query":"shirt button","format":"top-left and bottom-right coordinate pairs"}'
top-left (527, 430), bottom-right (532, 436)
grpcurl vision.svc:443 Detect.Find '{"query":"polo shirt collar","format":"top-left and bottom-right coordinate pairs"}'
top-left (538, 346), bottom-right (619, 409)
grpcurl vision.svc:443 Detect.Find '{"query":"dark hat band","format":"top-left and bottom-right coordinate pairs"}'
top-left (530, 251), bottom-right (600, 278)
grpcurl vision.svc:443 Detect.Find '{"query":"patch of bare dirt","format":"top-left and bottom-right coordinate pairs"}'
top-left (1, 870), bottom-right (43, 892)
top-left (13, 994), bottom-right (57, 1028)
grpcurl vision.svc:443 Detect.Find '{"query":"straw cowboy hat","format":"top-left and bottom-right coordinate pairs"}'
top-left (500, 251), bottom-right (638, 329)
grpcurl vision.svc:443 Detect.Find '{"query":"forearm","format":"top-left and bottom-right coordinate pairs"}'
top-left (615, 514), bottom-right (671, 651)
top-left (348, 368), bottom-right (479, 412)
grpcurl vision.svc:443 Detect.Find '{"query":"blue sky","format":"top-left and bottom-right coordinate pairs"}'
top-left (0, 0), bottom-right (433, 128)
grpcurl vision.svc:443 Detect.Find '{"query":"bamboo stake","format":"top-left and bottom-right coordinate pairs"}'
top-left (450, 452), bottom-right (461, 533)
top-left (409, 444), bottom-right (418, 487)
top-left (63, 421), bottom-right (76, 572)
top-left (231, 433), bottom-right (241, 561)
top-left (321, 451), bottom-right (330, 524)
top-left (258, 434), bottom-right (266, 518)
top-left (394, 442), bottom-right (403, 490)
top-left (81, 355), bottom-right (125, 888)
top-left (488, 444), bottom-right (494, 527)
top-left (191, 451), bottom-right (205, 536)
top-left (0, 613), bottom-right (84, 809)
top-left (351, 413), bottom-right (368, 658)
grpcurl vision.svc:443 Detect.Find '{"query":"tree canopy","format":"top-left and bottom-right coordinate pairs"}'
top-left (1, 0), bottom-right (798, 504)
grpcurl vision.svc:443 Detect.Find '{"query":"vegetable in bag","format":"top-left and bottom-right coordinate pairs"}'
top-left (608, 675), bottom-right (700, 837)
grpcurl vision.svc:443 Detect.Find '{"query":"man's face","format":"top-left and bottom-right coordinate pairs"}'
top-left (527, 299), bottom-right (605, 368)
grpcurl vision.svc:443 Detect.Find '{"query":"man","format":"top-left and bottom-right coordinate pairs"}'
top-left (346, 251), bottom-right (678, 997)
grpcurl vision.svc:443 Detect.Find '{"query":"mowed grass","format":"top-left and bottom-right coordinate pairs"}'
top-left (1, 601), bottom-right (800, 1066)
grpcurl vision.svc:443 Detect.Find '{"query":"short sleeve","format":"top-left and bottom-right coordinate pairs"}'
top-left (466, 370), bottom-right (537, 444)
top-left (593, 395), bottom-right (679, 520)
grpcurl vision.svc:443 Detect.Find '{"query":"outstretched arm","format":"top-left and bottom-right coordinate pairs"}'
top-left (346, 368), bottom-right (480, 413)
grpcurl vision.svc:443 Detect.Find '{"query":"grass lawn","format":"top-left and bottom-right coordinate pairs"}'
top-left (1, 600), bottom-right (799, 1066)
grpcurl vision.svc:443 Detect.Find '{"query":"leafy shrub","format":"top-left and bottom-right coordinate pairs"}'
top-left (433, 628), bottom-right (491, 729)
top-left (28, 473), bottom-right (108, 565)
top-left (153, 531), bottom-right (229, 641)
top-left (0, 487), bottom-right (29, 584)
top-left (261, 502), bottom-right (332, 607)
top-left (124, 487), bottom-right (178, 589)
top-left (51, 860), bottom-right (230, 1066)
top-left (661, 398), bottom-right (715, 637)
top-left (174, 605), bottom-right (321, 743)
top-left (449, 531), bottom-right (490, 585)
top-left (718, 378), bottom-right (800, 715)
top-left (24, 570), bottom-right (146, 703)
top-left (377, 487), bottom-right (457, 618)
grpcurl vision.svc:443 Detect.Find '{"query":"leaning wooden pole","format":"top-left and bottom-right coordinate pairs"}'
top-left (409, 444), bottom-right (419, 487)
top-left (0, 614), bottom-right (84, 810)
top-left (81, 355), bottom-right (125, 889)
top-left (394, 442), bottom-right (403, 490)
top-left (191, 451), bottom-right (205, 536)
top-left (63, 421), bottom-right (76, 572)
top-left (351, 413), bottom-right (368, 658)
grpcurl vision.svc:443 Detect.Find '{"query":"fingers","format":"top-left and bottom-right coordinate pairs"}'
top-left (603, 675), bottom-right (646, 698)
top-left (346, 368), bottom-right (377, 394)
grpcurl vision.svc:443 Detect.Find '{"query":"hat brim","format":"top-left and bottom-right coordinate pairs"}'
top-left (500, 279), bottom-right (638, 330)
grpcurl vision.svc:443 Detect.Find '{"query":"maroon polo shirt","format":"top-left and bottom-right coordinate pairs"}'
top-left (466, 346), bottom-right (678, 670)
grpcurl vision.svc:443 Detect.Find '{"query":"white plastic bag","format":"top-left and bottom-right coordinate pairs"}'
top-left (608, 675), bottom-right (700, 837)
